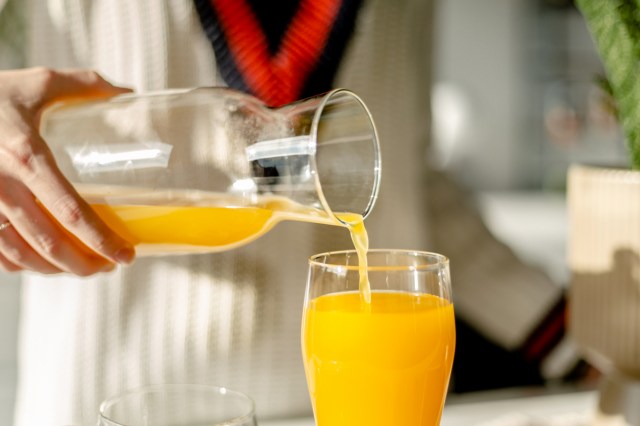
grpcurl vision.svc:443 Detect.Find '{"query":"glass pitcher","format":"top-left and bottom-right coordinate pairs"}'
top-left (40, 88), bottom-right (380, 256)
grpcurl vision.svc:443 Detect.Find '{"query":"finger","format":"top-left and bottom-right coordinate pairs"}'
top-left (39, 68), bottom-right (133, 105)
top-left (0, 217), bottom-right (62, 274)
top-left (0, 177), bottom-right (122, 276)
top-left (3, 127), bottom-right (136, 266)
top-left (18, 68), bottom-right (134, 107)
top-left (32, 165), bottom-right (136, 266)
top-left (0, 252), bottom-right (21, 273)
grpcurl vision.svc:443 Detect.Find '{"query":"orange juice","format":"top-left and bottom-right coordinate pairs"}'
top-left (90, 204), bottom-right (277, 254)
top-left (79, 185), bottom-right (349, 255)
top-left (346, 216), bottom-right (371, 303)
top-left (302, 291), bottom-right (455, 426)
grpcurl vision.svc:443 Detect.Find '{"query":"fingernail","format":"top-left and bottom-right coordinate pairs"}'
top-left (115, 246), bottom-right (135, 264)
top-left (102, 264), bottom-right (116, 273)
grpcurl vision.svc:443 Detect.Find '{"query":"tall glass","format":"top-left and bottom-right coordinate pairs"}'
top-left (97, 384), bottom-right (257, 426)
top-left (302, 250), bottom-right (456, 425)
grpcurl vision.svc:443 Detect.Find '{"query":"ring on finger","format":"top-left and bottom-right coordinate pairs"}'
top-left (0, 221), bottom-right (12, 232)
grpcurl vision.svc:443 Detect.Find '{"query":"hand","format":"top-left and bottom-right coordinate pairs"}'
top-left (0, 67), bottom-right (135, 276)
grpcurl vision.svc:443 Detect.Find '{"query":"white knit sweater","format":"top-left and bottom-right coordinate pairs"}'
top-left (0, 0), bottom-right (563, 425)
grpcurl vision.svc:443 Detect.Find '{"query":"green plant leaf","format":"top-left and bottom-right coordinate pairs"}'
top-left (576, 0), bottom-right (640, 169)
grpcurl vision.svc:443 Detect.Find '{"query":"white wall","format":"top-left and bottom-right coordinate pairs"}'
top-left (433, 0), bottom-right (532, 191)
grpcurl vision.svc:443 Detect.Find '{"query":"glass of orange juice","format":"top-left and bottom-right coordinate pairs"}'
top-left (302, 250), bottom-right (456, 426)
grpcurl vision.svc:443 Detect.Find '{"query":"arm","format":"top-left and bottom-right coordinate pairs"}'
top-left (0, 67), bottom-right (135, 276)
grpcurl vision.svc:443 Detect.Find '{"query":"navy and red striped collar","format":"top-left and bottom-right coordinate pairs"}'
top-left (194, 0), bottom-right (364, 106)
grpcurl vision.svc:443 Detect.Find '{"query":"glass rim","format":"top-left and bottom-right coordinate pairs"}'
top-left (310, 88), bottom-right (381, 224)
top-left (309, 249), bottom-right (449, 272)
top-left (98, 384), bottom-right (256, 426)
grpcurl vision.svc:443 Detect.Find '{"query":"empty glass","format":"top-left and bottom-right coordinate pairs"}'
top-left (97, 384), bottom-right (256, 426)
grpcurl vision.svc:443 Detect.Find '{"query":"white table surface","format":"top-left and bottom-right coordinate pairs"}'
top-left (261, 389), bottom-right (598, 426)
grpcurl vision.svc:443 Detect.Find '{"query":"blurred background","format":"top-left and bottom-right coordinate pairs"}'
top-left (0, 0), bottom-right (626, 424)
top-left (430, 0), bottom-right (624, 288)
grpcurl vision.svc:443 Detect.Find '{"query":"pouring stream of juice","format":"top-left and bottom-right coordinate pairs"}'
top-left (344, 216), bottom-right (371, 304)
top-left (82, 185), bottom-right (372, 303)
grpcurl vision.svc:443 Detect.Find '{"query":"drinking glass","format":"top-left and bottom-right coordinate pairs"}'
top-left (97, 384), bottom-right (257, 426)
top-left (302, 250), bottom-right (456, 426)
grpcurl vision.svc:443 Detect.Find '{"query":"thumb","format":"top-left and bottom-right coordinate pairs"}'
top-left (38, 68), bottom-right (133, 105)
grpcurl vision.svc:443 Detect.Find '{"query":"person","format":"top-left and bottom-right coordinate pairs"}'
top-left (0, 1), bottom-right (579, 425)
